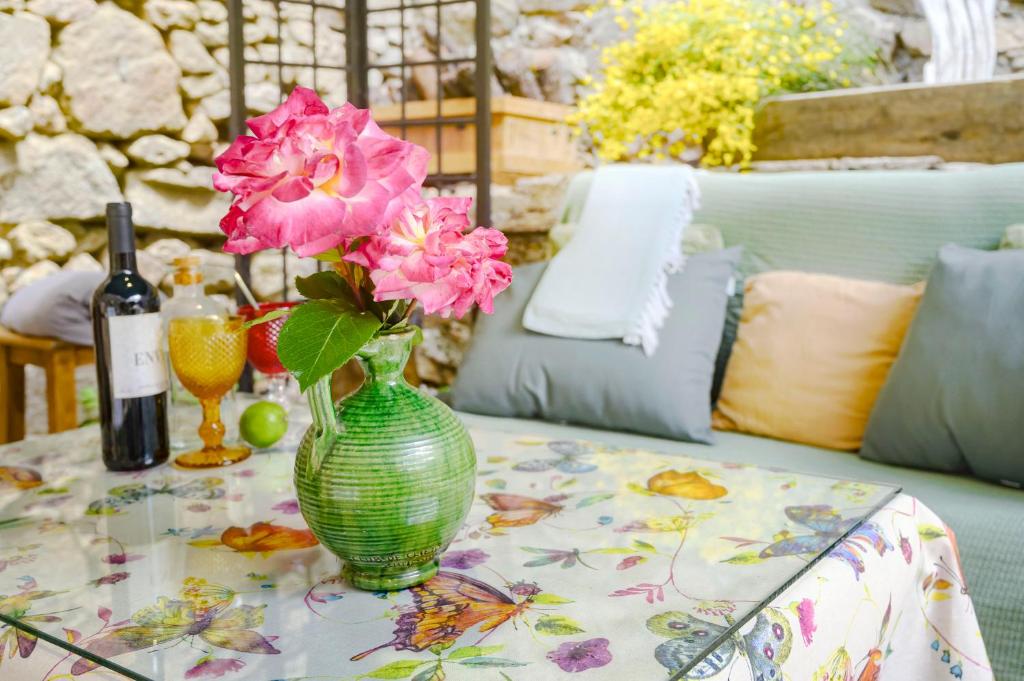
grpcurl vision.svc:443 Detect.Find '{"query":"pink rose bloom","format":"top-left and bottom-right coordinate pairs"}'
top-left (213, 87), bottom-right (428, 257)
top-left (347, 197), bottom-right (512, 318)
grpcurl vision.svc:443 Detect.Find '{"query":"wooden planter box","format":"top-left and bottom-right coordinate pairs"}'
top-left (373, 96), bottom-right (582, 183)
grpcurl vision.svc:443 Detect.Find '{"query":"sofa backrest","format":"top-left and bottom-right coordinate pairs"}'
top-left (559, 163), bottom-right (1024, 284)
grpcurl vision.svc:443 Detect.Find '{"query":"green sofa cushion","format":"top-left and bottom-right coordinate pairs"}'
top-left (561, 164), bottom-right (1024, 283)
top-left (696, 164), bottom-right (1024, 283)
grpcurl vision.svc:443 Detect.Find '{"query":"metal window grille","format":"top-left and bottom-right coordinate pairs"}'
top-left (226, 0), bottom-right (492, 305)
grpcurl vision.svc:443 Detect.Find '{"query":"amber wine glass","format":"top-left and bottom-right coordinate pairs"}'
top-left (168, 316), bottom-right (251, 468)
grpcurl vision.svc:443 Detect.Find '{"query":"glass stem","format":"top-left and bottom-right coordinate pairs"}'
top-left (265, 373), bottom-right (289, 405)
top-left (198, 398), bottom-right (225, 451)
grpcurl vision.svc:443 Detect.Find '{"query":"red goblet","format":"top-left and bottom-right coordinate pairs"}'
top-left (239, 301), bottom-right (298, 404)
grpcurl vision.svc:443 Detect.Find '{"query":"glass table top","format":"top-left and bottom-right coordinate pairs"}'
top-left (0, 424), bottom-right (899, 680)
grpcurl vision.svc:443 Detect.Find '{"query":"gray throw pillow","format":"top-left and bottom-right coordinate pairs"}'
top-left (860, 244), bottom-right (1024, 488)
top-left (449, 247), bottom-right (742, 444)
top-left (712, 279), bottom-right (743, 405)
top-left (0, 270), bottom-right (104, 346)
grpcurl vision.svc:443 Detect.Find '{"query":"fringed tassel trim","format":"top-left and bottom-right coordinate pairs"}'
top-left (622, 170), bottom-right (700, 356)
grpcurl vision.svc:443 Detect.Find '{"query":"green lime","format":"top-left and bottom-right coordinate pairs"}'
top-left (240, 401), bottom-right (289, 448)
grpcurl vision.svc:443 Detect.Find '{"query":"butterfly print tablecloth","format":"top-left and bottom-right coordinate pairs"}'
top-left (0, 425), bottom-right (992, 680)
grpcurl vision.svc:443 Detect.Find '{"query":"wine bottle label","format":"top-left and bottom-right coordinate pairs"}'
top-left (108, 313), bottom-right (169, 399)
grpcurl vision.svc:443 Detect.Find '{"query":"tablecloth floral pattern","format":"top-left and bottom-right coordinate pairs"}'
top-left (0, 426), bottom-right (991, 680)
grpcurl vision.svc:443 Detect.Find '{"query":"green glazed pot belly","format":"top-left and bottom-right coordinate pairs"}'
top-left (294, 334), bottom-right (476, 591)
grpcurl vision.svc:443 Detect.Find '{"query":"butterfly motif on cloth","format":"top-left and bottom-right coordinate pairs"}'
top-left (512, 440), bottom-right (598, 474)
top-left (759, 505), bottom-right (892, 579)
top-left (352, 571), bottom-right (537, 661)
top-left (854, 598), bottom-right (893, 681)
top-left (829, 523), bottom-right (892, 579)
top-left (86, 478), bottom-right (225, 515)
top-left (646, 609), bottom-right (793, 680)
top-left (0, 466), bottom-right (43, 491)
top-left (70, 582), bottom-right (279, 675)
top-left (480, 493), bottom-right (565, 529)
top-left (0, 590), bottom-right (63, 664)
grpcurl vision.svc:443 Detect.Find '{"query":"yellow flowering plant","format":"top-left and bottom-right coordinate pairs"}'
top-left (571, 0), bottom-right (874, 166)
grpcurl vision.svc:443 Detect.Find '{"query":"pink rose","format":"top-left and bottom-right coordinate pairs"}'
top-left (213, 87), bottom-right (428, 257)
top-left (347, 197), bottom-right (512, 319)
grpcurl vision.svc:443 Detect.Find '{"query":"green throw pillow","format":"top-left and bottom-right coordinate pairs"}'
top-left (860, 244), bottom-right (1024, 488)
top-left (449, 248), bottom-right (742, 444)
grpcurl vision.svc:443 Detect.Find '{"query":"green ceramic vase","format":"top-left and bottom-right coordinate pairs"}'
top-left (294, 329), bottom-right (476, 591)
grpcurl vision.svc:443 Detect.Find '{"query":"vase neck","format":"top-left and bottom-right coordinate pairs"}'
top-left (357, 331), bottom-right (413, 385)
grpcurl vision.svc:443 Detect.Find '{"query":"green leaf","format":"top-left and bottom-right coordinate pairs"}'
top-left (427, 641), bottom-right (454, 655)
top-left (454, 657), bottom-right (527, 668)
top-left (576, 493), bottom-right (614, 509)
top-left (918, 524), bottom-right (947, 541)
top-left (295, 270), bottom-right (353, 300)
top-left (633, 540), bottom-right (657, 553)
top-left (243, 307), bottom-right (290, 330)
top-left (534, 614), bottom-right (585, 636)
top-left (360, 659), bottom-right (428, 679)
top-left (447, 645), bottom-right (504, 661)
top-left (722, 550), bottom-right (765, 565)
top-left (590, 547), bottom-right (633, 555)
top-left (0, 516), bottom-right (33, 530)
top-left (627, 482), bottom-right (655, 496)
top-left (313, 247), bottom-right (345, 263)
top-left (531, 593), bottom-right (573, 605)
top-left (37, 486), bottom-right (70, 495)
top-left (410, 667), bottom-right (443, 681)
top-left (277, 299), bottom-right (382, 392)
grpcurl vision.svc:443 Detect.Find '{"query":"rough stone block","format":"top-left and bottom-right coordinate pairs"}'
top-left (0, 12), bottom-right (50, 107)
top-left (0, 133), bottom-right (123, 223)
top-left (54, 5), bottom-right (187, 138)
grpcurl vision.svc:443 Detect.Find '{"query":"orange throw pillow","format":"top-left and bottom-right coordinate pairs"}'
top-left (713, 271), bottom-right (923, 451)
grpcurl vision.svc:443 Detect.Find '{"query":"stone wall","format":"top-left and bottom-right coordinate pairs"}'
top-left (379, 0), bottom-right (1024, 109)
top-left (881, 0), bottom-right (1024, 80)
top-left (0, 0), bottom-right (338, 308)
top-left (367, 0), bottom-right (606, 107)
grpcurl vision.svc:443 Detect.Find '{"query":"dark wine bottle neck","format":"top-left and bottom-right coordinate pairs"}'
top-left (110, 251), bottom-right (138, 272)
top-left (106, 202), bottom-right (138, 272)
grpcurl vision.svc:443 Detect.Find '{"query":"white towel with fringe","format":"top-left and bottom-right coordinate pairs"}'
top-left (522, 163), bottom-right (700, 355)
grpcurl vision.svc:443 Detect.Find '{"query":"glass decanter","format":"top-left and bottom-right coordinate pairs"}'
top-left (161, 256), bottom-right (233, 453)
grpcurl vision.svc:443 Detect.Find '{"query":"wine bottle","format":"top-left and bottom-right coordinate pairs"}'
top-left (92, 202), bottom-right (170, 471)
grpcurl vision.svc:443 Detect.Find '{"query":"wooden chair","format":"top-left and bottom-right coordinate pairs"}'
top-left (0, 326), bottom-right (95, 443)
